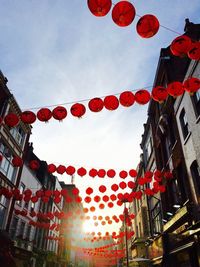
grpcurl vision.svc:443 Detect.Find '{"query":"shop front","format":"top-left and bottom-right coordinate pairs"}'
top-left (148, 236), bottom-right (163, 267)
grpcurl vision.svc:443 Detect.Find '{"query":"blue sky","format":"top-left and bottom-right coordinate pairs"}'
top-left (1, 0), bottom-right (200, 234)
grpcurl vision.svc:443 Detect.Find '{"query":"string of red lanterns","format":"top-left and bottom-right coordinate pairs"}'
top-left (87, 0), bottom-right (160, 38)
top-left (1, 77), bottom-right (199, 127)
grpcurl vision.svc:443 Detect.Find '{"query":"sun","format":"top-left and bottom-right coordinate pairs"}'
top-left (82, 219), bottom-right (97, 233)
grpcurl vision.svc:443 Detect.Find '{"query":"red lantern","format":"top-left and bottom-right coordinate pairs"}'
top-left (75, 196), bottom-right (82, 203)
top-left (72, 187), bottom-right (79, 195)
top-left (77, 167), bottom-right (87, 177)
top-left (99, 203), bottom-right (105, 209)
top-left (98, 169), bottom-right (106, 178)
top-left (89, 168), bottom-right (98, 178)
top-left (135, 89), bottom-right (151, 105)
top-left (151, 86), bottom-right (168, 102)
top-left (29, 160), bottom-right (40, 170)
top-left (90, 206), bottom-right (96, 212)
top-left (119, 170), bottom-right (128, 179)
top-left (52, 106), bottom-right (67, 121)
top-left (128, 181), bottom-right (136, 189)
top-left (110, 194), bottom-right (117, 201)
top-left (111, 184), bottom-right (119, 192)
top-left (167, 81), bottom-right (184, 97)
top-left (183, 77), bottom-right (200, 94)
top-left (129, 169), bottom-right (137, 177)
top-left (86, 187), bottom-right (93, 195)
top-left (119, 181), bottom-right (126, 189)
top-left (37, 108), bottom-right (52, 122)
top-left (31, 196), bottom-right (38, 203)
top-left (45, 190), bottom-right (52, 197)
top-left (53, 190), bottom-right (61, 197)
top-left (24, 189), bottom-right (32, 197)
top-left (36, 190), bottom-right (43, 198)
top-left (4, 113), bottom-right (19, 127)
top-left (54, 197), bottom-right (61, 204)
top-left (66, 165), bottom-right (76, 175)
top-left (108, 202), bottom-right (114, 208)
top-left (87, 0), bottom-right (112, 17)
top-left (104, 95), bottom-right (119, 110)
top-left (20, 111), bottom-right (36, 124)
top-left (57, 165), bottom-right (66, 174)
top-left (107, 169), bottom-right (116, 178)
top-left (88, 98), bottom-right (104, 112)
top-left (12, 156), bottom-right (23, 167)
top-left (119, 91), bottom-right (135, 107)
top-left (170, 35), bottom-right (192, 57)
top-left (136, 14), bottom-right (159, 38)
top-left (70, 103), bottom-right (86, 118)
top-left (94, 195), bottom-right (101, 203)
top-left (188, 41), bottom-right (200, 60)
top-left (102, 195), bottom-right (109, 202)
top-left (112, 1), bottom-right (135, 27)
top-left (99, 185), bottom-right (107, 193)
top-left (42, 196), bottom-right (49, 203)
top-left (47, 163), bottom-right (57, 173)
top-left (84, 208), bottom-right (89, 213)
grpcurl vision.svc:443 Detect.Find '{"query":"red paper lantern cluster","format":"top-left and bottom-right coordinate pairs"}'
top-left (170, 35), bottom-right (200, 60)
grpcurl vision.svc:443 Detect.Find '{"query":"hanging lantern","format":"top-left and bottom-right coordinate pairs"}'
top-left (20, 111), bottom-right (36, 124)
top-left (36, 190), bottom-right (44, 198)
top-left (57, 165), bottom-right (66, 174)
top-left (119, 170), bottom-right (128, 179)
top-left (88, 98), bottom-right (104, 112)
top-left (119, 181), bottom-right (126, 189)
top-left (151, 86), bottom-right (168, 102)
top-left (37, 108), bottom-right (52, 122)
top-left (87, 0), bottom-right (112, 17)
top-left (75, 196), bottom-right (82, 203)
top-left (99, 203), bottom-right (105, 209)
top-left (170, 35), bottom-right (192, 57)
top-left (94, 195), bottom-right (101, 203)
top-left (135, 89), bottom-right (151, 105)
top-left (127, 181), bottom-right (136, 189)
top-left (4, 113), bottom-right (19, 127)
top-left (72, 187), bottom-right (79, 195)
top-left (110, 194), bottom-right (117, 201)
top-left (86, 187), bottom-right (93, 195)
top-left (111, 184), bottom-right (119, 192)
top-left (119, 91), bottom-right (135, 107)
top-left (66, 165), bottom-right (76, 175)
top-left (47, 163), bottom-right (57, 173)
top-left (99, 185), bottom-right (107, 193)
top-left (183, 77), bottom-right (200, 94)
top-left (108, 202), bottom-right (114, 208)
top-left (29, 160), bottom-right (40, 170)
top-left (24, 189), bottom-right (32, 197)
top-left (70, 103), bottom-right (86, 118)
top-left (107, 169), bottom-right (116, 178)
top-left (12, 156), bottom-right (23, 167)
top-left (167, 81), bottom-right (184, 97)
top-left (85, 196), bottom-right (91, 203)
top-left (98, 169), bottom-right (106, 178)
top-left (77, 167), bottom-right (87, 177)
top-left (102, 195), bottom-right (109, 202)
top-left (129, 169), bottom-right (137, 177)
top-left (52, 106), bottom-right (67, 121)
top-left (90, 206), bottom-right (96, 212)
top-left (89, 168), bottom-right (98, 178)
top-left (31, 196), bottom-right (38, 203)
top-left (136, 14), bottom-right (160, 38)
top-left (104, 95), bottom-right (119, 110)
top-left (53, 190), bottom-right (61, 197)
top-left (188, 41), bottom-right (200, 60)
top-left (45, 190), bottom-right (52, 197)
top-left (112, 1), bottom-right (135, 27)
top-left (54, 197), bottom-right (61, 204)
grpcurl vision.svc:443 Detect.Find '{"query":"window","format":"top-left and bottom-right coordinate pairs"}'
top-left (192, 90), bottom-right (200, 117)
top-left (17, 183), bottom-right (25, 206)
top-left (10, 126), bottom-right (25, 147)
top-left (26, 225), bottom-right (32, 241)
top-left (18, 221), bottom-right (25, 239)
top-left (151, 201), bottom-right (162, 234)
top-left (146, 136), bottom-right (152, 160)
top-left (10, 217), bottom-right (19, 239)
top-left (179, 109), bottom-right (190, 140)
top-left (190, 160), bottom-right (200, 197)
top-left (0, 142), bottom-right (17, 182)
top-left (0, 203), bottom-right (6, 228)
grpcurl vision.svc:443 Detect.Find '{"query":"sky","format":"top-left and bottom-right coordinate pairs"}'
top-left (0, 0), bottom-right (200, 236)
